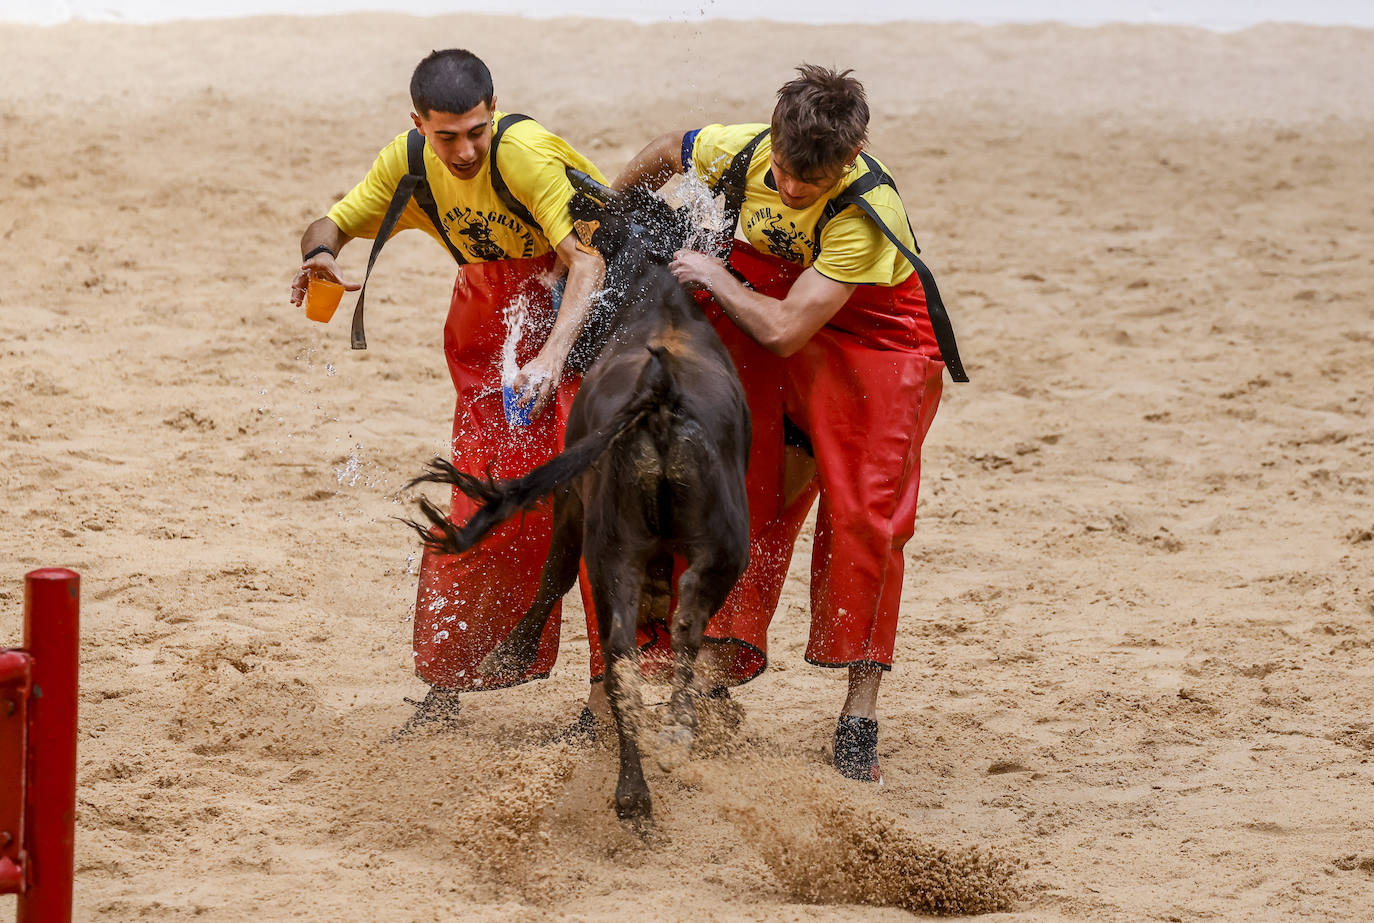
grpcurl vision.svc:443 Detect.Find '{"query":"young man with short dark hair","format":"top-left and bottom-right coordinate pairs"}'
top-left (290, 49), bottom-right (607, 733)
top-left (611, 64), bottom-right (965, 782)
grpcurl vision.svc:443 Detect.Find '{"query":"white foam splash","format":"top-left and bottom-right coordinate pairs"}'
top-left (500, 292), bottom-right (531, 388)
top-left (662, 171), bottom-right (732, 254)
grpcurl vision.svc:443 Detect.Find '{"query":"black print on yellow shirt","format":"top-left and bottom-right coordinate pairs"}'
top-left (745, 207), bottom-right (813, 263)
top-left (442, 206), bottom-right (537, 260)
top-left (456, 212), bottom-right (506, 260)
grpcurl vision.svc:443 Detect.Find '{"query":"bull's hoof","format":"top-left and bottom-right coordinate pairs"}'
top-left (655, 720), bottom-right (696, 771)
top-left (615, 789), bottom-right (654, 837)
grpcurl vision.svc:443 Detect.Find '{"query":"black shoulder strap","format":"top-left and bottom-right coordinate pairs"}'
top-left (488, 113), bottom-right (543, 235)
top-left (406, 130), bottom-right (467, 263)
top-left (814, 153), bottom-right (968, 382)
top-left (349, 129), bottom-right (466, 350)
top-left (710, 128), bottom-right (769, 253)
top-left (814, 152), bottom-right (918, 252)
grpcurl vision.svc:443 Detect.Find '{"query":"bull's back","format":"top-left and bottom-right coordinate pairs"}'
top-left (564, 266), bottom-right (750, 542)
top-left (576, 308), bottom-right (749, 451)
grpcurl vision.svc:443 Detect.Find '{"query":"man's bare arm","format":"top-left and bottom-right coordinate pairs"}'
top-left (510, 233), bottom-right (607, 415)
top-left (289, 217), bottom-right (359, 306)
top-left (612, 130), bottom-right (690, 192)
top-left (669, 250), bottom-right (855, 357)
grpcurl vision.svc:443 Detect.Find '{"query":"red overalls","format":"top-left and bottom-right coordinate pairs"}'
top-left (413, 253), bottom-right (580, 690)
top-left (699, 241), bottom-right (946, 684)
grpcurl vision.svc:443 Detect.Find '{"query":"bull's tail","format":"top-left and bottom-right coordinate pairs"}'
top-left (403, 347), bottom-right (678, 555)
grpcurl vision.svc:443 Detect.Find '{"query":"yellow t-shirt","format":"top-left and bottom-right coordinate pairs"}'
top-left (688, 123), bottom-right (917, 286)
top-left (327, 111), bottom-right (606, 263)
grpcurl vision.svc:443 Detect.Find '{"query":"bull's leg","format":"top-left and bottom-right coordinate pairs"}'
top-left (479, 489), bottom-right (584, 680)
top-left (588, 541), bottom-right (654, 832)
top-left (658, 549), bottom-right (745, 765)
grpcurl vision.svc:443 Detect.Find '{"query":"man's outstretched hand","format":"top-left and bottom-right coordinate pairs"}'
top-left (290, 254), bottom-right (360, 306)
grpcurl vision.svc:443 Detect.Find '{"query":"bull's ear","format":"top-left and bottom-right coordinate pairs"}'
top-left (572, 217), bottom-right (602, 256)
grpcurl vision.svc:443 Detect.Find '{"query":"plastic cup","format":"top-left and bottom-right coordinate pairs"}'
top-left (304, 278), bottom-right (345, 323)
top-left (503, 384), bottom-right (533, 427)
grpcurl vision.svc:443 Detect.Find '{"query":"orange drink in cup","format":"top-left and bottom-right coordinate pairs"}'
top-left (304, 277), bottom-right (345, 323)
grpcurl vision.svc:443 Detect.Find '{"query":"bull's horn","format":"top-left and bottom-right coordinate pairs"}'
top-left (566, 167), bottom-right (614, 202)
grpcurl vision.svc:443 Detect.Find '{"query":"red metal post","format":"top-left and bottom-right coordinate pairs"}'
top-left (17, 568), bottom-right (79, 923)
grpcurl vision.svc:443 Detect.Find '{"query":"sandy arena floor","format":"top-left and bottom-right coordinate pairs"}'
top-left (2, 13), bottom-right (1374, 920)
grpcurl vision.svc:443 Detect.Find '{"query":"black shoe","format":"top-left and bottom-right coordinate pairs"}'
top-left (549, 706), bottom-right (603, 745)
top-left (834, 715), bottom-right (883, 783)
top-left (390, 686), bottom-right (462, 739)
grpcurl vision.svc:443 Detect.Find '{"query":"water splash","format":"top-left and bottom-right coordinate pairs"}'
top-left (663, 170), bottom-right (732, 254)
top-left (334, 444), bottom-right (365, 487)
top-left (500, 291), bottom-right (532, 388)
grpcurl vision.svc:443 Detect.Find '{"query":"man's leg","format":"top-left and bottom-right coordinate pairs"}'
top-left (842, 661), bottom-right (882, 719)
top-left (786, 331), bottom-right (945, 780)
top-left (400, 258), bottom-right (566, 733)
top-left (401, 476), bottom-right (561, 736)
top-left (585, 679), bottom-right (612, 724)
top-left (833, 663), bottom-right (884, 782)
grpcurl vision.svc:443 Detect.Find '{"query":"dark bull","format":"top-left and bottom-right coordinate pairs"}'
top-left (405, 173), bottom-right (751, 832)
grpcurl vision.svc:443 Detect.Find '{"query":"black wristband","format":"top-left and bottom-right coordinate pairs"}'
top-left (303, 244), bottom-right (336, 261)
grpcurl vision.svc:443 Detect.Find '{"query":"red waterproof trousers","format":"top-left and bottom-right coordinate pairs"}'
top-left (413, 254), bottom-right (579, 690)
top-left (699, 242), bottom-right (946, 683)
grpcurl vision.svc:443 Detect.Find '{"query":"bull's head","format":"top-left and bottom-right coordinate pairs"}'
top-left (565, 169), bottom-right (692, 268)
top-left (563, 169), bottom-right (697, 372)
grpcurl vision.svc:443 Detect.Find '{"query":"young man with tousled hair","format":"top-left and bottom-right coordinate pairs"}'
top-left (290, 49), bottom-right (608, 733)
top-left (608, 64), bottom-right (966, 782)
